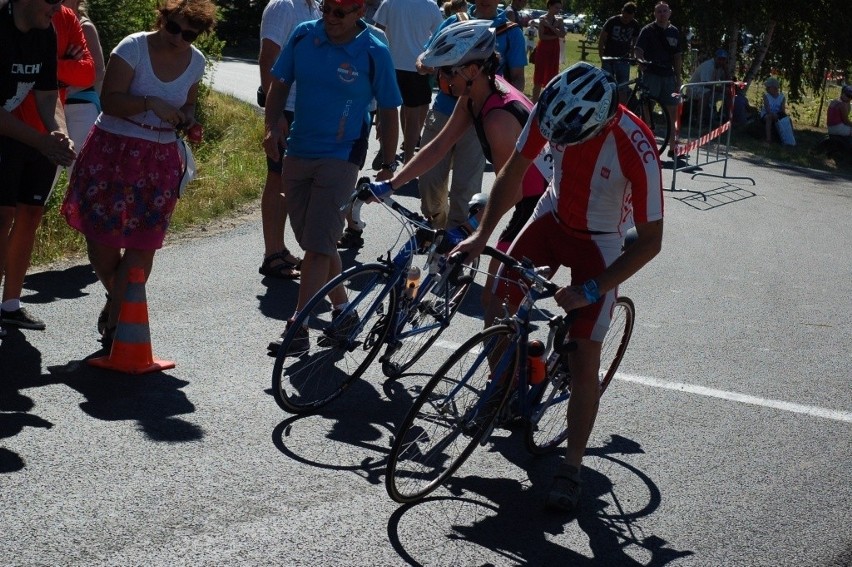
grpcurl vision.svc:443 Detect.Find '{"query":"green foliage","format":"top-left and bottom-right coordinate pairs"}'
top-left (216, 0), bottom-right (265, 45)
top-left (87, 0), bottom-right (158, 55)
top-left (572, 0), bottom-right (851, 102)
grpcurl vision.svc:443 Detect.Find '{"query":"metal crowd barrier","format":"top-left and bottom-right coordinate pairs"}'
top-left (669, 79), bottom-right (755, 199)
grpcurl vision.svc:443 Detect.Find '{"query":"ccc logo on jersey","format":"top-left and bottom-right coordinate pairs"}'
top-left (337, 62), bottom-right (359, 84)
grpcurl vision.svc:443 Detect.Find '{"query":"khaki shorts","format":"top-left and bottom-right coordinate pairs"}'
top-left (283, 156), bottom-right (359, 256)
top-left (642, 73), bottom-right (680, 106)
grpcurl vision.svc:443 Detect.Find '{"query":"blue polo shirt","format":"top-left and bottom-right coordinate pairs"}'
top-left (430, 10), bottom-right (527, 116)
top-left (272, 19), bottom-right (402, 163)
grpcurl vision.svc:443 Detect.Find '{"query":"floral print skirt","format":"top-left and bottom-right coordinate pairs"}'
top-left (61, 127), bottom-right (182, 250)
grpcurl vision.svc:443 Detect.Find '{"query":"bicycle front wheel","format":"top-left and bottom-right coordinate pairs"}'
top-left (380, 256), bottom-right (480, 379)
top-left (271, 264), bottom-right (395, 413)
top-left (526, 297), bottom-right (635, 454)
top-left (386, 325), bottom-right (516, 503)
top-left (629, 95), bottom-right (672, 155)
top-left (598, 296), bottom-right (634, 394)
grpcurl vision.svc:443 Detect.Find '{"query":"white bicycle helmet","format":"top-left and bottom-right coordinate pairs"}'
top-left (536, 62), bottom-right (618, 145)
top-left (421, 20), bottom-right (496, 69)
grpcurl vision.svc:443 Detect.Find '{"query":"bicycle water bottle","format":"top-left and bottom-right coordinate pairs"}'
top-left (527, 339), bottom-right (547, 385)
top-left (405, 265), bottom-right (421, 299)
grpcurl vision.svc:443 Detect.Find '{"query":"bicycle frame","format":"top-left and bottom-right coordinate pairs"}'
top-left (439, 246), bottom-right (566, 432)
top-left (341, 194), bottom-right (460, 355)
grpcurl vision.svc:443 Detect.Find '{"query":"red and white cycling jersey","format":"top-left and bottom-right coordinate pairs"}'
top-left (516, 105), bottom-right (664, 235)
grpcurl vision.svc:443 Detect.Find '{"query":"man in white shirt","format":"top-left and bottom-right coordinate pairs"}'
top-left (257, 0), bottom-right (320, 280)
top-left (686, 48), bottom-right (731, 122)
top-left (373, 0), bottom-right (443, 163)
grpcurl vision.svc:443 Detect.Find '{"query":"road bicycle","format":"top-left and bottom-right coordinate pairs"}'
top-left (603, 56), bottom-right (674, 155)
top-left (385, 245), bottom-right (635, 504)
top-left (271, 183), bottom-right (479, 414)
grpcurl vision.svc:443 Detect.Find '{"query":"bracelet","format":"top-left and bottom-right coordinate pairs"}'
top-left (581, 279), bottom-right (600, 304)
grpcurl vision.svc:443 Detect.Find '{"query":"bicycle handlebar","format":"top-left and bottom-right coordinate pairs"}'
top-left (343, 180), bottom-right (431, 233)
top-left (448, 246), bottom-right (560, 296)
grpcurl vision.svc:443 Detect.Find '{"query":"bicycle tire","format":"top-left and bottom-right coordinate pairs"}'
top-left (628, 94), bottom-right (671, 155)
top-left (271, 264), bottom-right (395, 414)
top-left (386, 325), bottom-right (516, 503)
top-left (526, 297), bottom-right (635, 454)
top-left (380, 256), bottom-right (480, 379)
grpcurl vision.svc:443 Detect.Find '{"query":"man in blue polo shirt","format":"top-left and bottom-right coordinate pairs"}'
top-left (263, 0), bottom-right (402, 354)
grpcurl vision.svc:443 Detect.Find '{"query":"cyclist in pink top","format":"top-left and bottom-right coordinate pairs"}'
top-left (453, 62), bottom-right (664, 513)
top-left (368, 20), bottom-right (551, 307)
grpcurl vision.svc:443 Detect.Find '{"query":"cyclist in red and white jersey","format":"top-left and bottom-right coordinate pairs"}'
top-left (453, 61), bottom-right (664, 513)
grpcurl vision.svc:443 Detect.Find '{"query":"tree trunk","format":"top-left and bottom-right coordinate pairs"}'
top-left (742, 20), bottom-right (777, 95)
top-left (725, 19), bottom-right (738, 80)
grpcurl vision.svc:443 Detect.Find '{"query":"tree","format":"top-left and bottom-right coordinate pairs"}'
top-left (575, 0), bottom-right (851, 100)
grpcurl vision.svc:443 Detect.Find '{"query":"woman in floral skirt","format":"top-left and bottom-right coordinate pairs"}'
top-left (62, 0), bottom-right (216, 348)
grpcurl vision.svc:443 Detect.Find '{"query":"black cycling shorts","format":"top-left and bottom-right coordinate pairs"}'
top-left (0, 136), bottom-right (58, 207)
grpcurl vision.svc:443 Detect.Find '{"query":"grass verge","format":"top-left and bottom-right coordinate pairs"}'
top-left (33, 91), bottom-right (265, 266)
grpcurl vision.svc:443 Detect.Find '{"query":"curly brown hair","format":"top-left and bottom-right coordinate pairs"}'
top-left (156, 0), bottom-right (217, 34)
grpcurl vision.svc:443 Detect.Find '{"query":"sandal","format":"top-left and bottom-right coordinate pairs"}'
top-left (337, 227), bottom-right (364, 249)
top-left (545, 463), bottom-right (583, 513)
top-left (97, 293), bottom-right (112, 336)
top-left (259, 251), bottom-right (301, 280)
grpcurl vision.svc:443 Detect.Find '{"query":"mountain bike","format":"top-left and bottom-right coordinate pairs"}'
top-left (385, 245), bottom-right (635, 504)
top-left (602, 56), bottom-right (674, 155)
top-left (271, 183), bottom-right (479, 414)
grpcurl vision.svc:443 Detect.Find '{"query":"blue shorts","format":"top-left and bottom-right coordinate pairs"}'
top-left (602, 59), bottom-right (630, 89)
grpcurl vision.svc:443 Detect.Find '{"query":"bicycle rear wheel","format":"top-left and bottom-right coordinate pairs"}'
top-left (629, 95), bottom-right (672, 155)
top-left (380, 256), bottom-right (479, 379)
top-left (271, 264), bottom-right (395, 413)
top-left (526, 297), bottom-right (635, 454)
top-left (385, 325), bottom-right (516, 503)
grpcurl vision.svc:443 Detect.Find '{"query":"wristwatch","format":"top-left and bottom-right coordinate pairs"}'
top-left (581, 279), bottom-right (600, 304)
top-left (381, 160), bottom-right (399, 173)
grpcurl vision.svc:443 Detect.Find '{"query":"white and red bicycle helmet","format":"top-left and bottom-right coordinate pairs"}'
top-left (421, 19), bottom-right (496, 69)
top-left (536, 62), bottom-right (618, 145)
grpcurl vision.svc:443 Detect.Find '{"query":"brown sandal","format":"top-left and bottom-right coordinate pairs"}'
top-left (259, 251), bottom-right (301, 280)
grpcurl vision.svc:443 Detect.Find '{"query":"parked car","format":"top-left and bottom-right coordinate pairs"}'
top-left (562, 12), bottom-right (585, 33)
top-left (519, 8), bottom-right (546, 27)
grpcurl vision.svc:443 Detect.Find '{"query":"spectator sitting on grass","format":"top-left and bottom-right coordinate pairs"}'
top-left (760, 76), bottom-right (787, 143)
top-left (826, 84), bottom-right (852, 139)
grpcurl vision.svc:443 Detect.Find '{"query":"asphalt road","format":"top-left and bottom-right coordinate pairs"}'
top-left (1, 57), bottom-right (850, 566)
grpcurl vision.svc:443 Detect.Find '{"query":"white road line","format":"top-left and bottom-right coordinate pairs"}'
top-left (615, 373), bottom-right (852, 423)
top-left (432, 340), bottom-right (852, 423)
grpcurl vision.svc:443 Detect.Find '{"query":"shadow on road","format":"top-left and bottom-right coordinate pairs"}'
top-left (386, 434), bottom-right (694, 565)
top-left (0, 329), bottom-right (49, 472)
top-left (21, 264), bottom-right (98, 304)
top-left (1, 331), bottom-right (203, 473)
top-left (256, 278), bottom-right (301, 322)
top-left (269, 370), bottom-right (433, 485)
top-left (45, 358), bottom-right (204, 443)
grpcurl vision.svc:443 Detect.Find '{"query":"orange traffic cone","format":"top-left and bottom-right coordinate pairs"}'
top-left (88, 267), bottom-right (175, 374)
